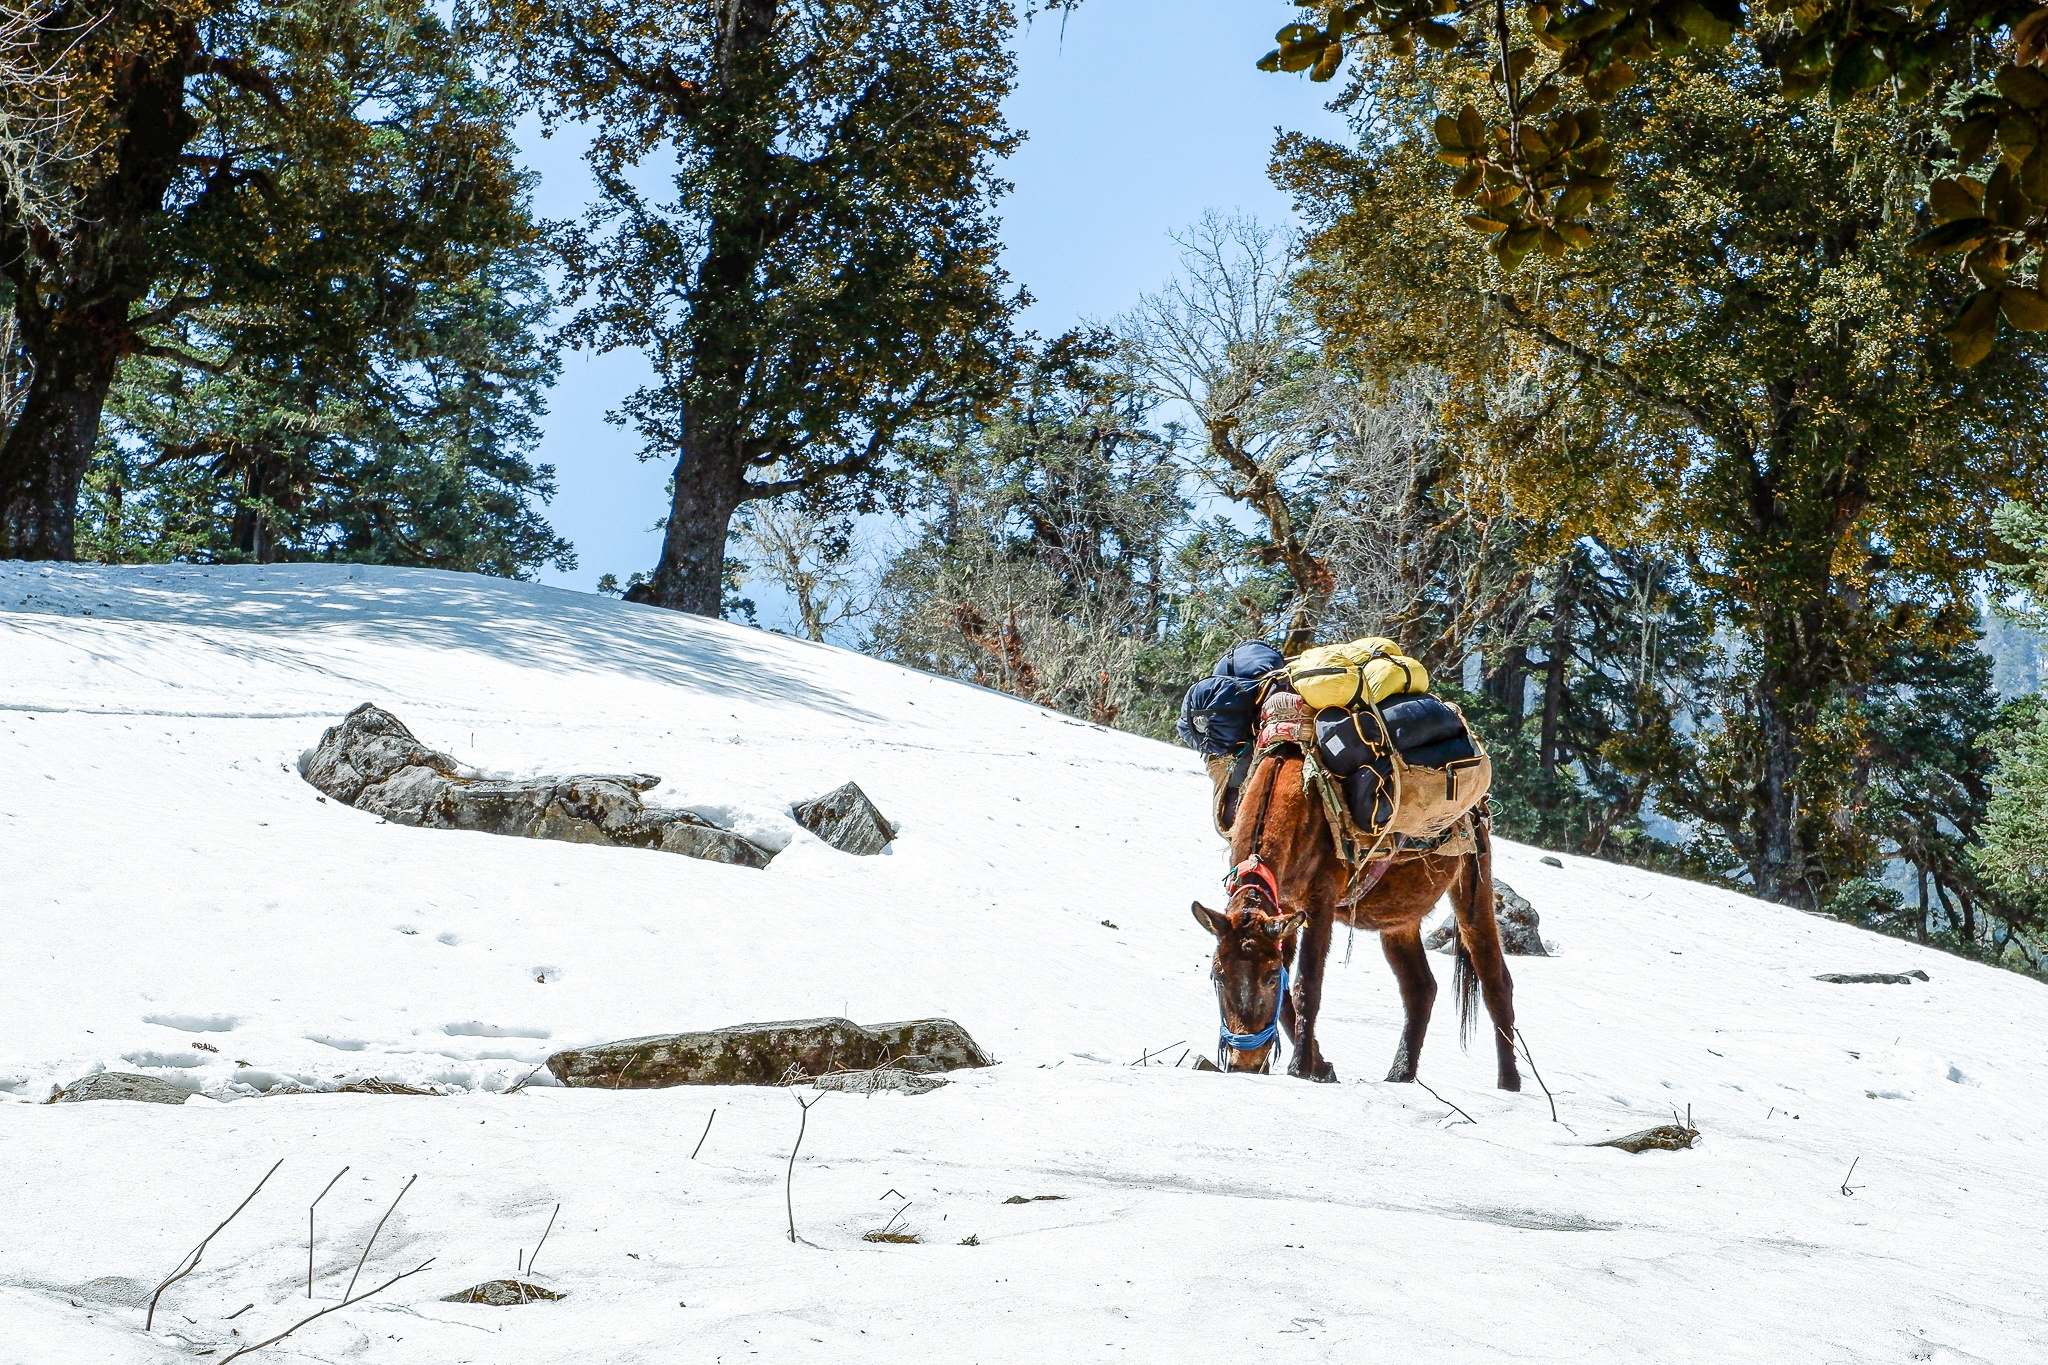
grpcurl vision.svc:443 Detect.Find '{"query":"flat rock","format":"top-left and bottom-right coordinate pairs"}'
top-left (545, 1016), bottom-right (992, 1088)
top-left (1595, 1124), bottom-right (1700, 1153)
top-left (442, 1280), bottom-right (563, 1305)
top-left (303, 704), bottom-right (774, 867)
top-left (866, 1018), bottom-right (995, 1072)
top-left (50, 1072), bottom-right (192, 1105)
top-left (791, 781), bottom-right (896, 856)
top-left (1426, 879), bottom-right (1548, 956)
top-left (1815, 970), bottom-right (1929, 984)
top-left (812, 1068), bottom-right (949, 1095)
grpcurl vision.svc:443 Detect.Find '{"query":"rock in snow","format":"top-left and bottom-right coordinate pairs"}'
top-left (301, 703), bottom-right (773, 868)
top-left (49, 1072), bottom-right (192, 1105)
top-left (1815, 970), bottom-right (1931, 984)
top-left (443, 1280), bottom-right (564, 1305)
top-left (1426, 878), bottom-right (1549, 955)
top-left (791, 781), bottom-right (897, 855)
top-left (545, 1017), bottom-right (993, 1088)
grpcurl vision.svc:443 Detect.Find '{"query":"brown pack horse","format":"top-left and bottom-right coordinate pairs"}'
top-left (1191, 748), bottom-right (1522, 1088)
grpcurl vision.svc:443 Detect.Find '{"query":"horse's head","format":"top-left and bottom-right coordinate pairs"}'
top-left (1191, 886), bottom-right (1304, 1073)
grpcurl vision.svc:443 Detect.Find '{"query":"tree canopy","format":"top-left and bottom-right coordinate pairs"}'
top-left (1277, 36), bottom-right (2048, 903)
top-left (1258, 0), bottom-right (2048, 365)
top-left (466, 0), bottom-right (1025, 614)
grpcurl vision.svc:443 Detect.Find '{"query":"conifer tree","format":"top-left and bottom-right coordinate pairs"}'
top-left (467, 0), bottom-right (1022, 616)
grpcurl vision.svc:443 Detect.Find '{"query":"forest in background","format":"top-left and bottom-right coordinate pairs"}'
top-left (5, 1), bottom-right (2048, 974)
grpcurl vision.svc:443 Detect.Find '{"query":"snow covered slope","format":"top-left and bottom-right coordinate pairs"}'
top-left (3, 562), bottom-right (2043, 1365)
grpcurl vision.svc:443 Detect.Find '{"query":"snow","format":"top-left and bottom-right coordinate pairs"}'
top-left (3, 561), bottom-right (2044, 1364)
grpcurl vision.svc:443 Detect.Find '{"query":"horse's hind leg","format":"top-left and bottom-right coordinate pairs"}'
top-left (1453, 836), bottom-right (1521, 1091)
top-left (1378, 923), bottom-right (1436, 1083)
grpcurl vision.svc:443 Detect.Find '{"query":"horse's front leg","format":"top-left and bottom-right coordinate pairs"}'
top-left (1377, 923), bottom-right (1437, 1083)
top-left (1287, 906), bottom-right (1339, 1082)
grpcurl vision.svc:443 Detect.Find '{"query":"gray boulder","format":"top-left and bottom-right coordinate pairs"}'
top-left (50, 1072), bottom-right (192, 1105)
top-left (1815, 970), bottom-right (1929, 984)
top-left (303, 704), bottom-right (774, 868)
top-left (791, 782), bottom-right (896, 856)
top-left (300, 703), bottom-right (460, 804)
top-left (545, 1016), bottom-right (993, 1088)
top-left (1426, 879), bottom-right (1549, 956)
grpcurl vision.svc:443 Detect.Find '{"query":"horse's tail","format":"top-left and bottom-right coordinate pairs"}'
top-left (1455, 831), bottom-right (1492, 1053)
top-left (1455, 928), bottom-right (1479, 1053)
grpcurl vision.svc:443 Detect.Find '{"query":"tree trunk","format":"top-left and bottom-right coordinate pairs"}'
top-left (1749, 654), bottom-right (1814, 908)
top-left (0, 14), bottom-right (198, 559)
top-left (640, 0), bottom-right (778, 615)
top-left (648, 432), bottom-right (748, 615)
top-left (0, 325), bottom-right (119, 557)
top-left (1539, 595), bottom-right (1570, 773)
top-left (1485, 644), bottom-right (1529, 728)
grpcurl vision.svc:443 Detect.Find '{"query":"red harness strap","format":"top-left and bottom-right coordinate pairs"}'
top-left (1225, 854), bottom-right (1281, 909)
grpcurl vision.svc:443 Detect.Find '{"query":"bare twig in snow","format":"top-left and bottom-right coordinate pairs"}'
top-left (308, 1166), bottom-right (349, 1297)
top-left (1841, 1158), bottom-right (1862, 1196)
top-left (525, 1203), bottom-right (560, 1278)
top-left (1131, 1041), bottom-right (1184, 1067)
top-left (1417, 1080), bottom-right (1477, 1125)
top-left (343, 1174), bottom-right (416, 1302)
top-left (504, 1062), bottom-right (547, 1094)
top-left (1511, 1028), bottom-right (1561, 1123)
top-left (217, 1258), bottom-right (435, 1363)
top-left (786, 1091), bottom-right (823, 1243)
top-left (148, 1159), bottom-right (283, 1330)
top-left (690, 1108), bottom-right (716, 1160)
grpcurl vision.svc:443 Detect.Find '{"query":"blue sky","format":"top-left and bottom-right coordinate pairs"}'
top-left (516, 0), bottom-right (1350, 612)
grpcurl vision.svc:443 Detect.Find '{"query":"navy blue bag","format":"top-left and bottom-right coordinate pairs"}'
top-left (1214, 641), bottom-right (1284, 682)
top-left (1177, 675), bottom-right (1260, 756)
top-left (1377, 695), bottom-right (1467, 753)
top-left (1315, 707), bottom-right (1389, 778)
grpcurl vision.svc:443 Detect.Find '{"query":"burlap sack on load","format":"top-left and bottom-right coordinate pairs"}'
top-left (1383, 741), bottom-right (1492, 842)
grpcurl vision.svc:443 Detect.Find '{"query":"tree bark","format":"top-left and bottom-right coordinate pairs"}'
top-left (0, 13), bottom-right (198, 559)
top-left (1485, 644), bottom-right (1528, 728)
top-left (648, 433), bottom-right (748, 615)
top-left (1749, 651), bottom-right (1818, 909)
top-left (1539, 591), bottom-right (1570, 773)
top-left (0, 328), bottom-right (119, 557)
top-left (641, 0), bottom-right (778, 615)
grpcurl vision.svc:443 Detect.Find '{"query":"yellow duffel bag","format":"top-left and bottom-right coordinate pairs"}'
top-left (1287, 637), bottom-right (1430, 710)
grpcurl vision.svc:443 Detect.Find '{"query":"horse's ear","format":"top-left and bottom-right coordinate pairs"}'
top-left (1191, 902), bottom-right (1228, 936)
top-left (1265, 908), bottom-right (1308, 938)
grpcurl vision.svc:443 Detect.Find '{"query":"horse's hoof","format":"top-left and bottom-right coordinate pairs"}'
top-left (1499, 1074), bottom-right (1523, 1092)
top-left (1313, 1060), bottom-right (1338, 1083)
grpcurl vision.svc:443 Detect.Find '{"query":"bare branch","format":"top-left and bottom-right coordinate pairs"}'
top-left (217, 1259), bottom-right (435, 1363)
top-left (343, 1173), bottom-right (416, 1302)
top-left (148, 1159), bottom-right (284, 1331)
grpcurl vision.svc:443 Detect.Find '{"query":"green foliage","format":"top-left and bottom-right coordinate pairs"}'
top-left (1257, 0), bottom-right (2048, 364)
top-left (1825, 877), bottom-right (1913, 935)
top-left (1979, 671), bottom-right (2048, 935)
top-left (1990, 499), bottom-right (2048, 631)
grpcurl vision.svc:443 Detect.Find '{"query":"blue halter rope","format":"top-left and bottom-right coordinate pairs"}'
top-left (1218, 961), bottom-right (1290, 1054)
